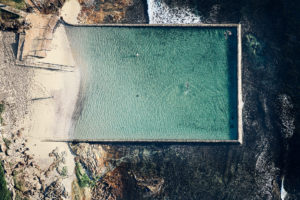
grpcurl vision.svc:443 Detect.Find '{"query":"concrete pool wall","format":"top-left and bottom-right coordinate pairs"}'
top-left (51, 21), bottom-right (243, 144)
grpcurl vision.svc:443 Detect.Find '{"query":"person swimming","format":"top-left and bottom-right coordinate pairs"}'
top-left (224, 30), bottom-right (232, 39)
top-left (184, 82), bottom-right (190, 95)
top-left (185, 81), bottom-right (189, 89)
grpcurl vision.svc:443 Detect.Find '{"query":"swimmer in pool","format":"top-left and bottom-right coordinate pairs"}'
top-left (224, 30), bottom-right (232, 39)
top-left (185, 82), bottom-right (189, 89)
top-left (184, 82), bottom-right (190, 95)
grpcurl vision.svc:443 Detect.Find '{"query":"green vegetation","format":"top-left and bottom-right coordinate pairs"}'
top-left (1, 104), bottom-right (11, 149)
top-left (0, 163), bottom-right (11, 200)
top-left (0, 0), bottom-right (26, 10)
top-left (75, 162), bottom-right (95, 188)
top-left (60, 166), bottom-right (68, 177)
top-left (14, 192), bottom-right (28, 200)
top-left (2, 138), bottom-right (11, 149)
top-left (245, 34), bottom-right (266, 67)
top-left (0, 103), bottom-right (4, 124)
top-left (12, 170), bottom-right (24, 192)
top-left (71, 181), bottom-right (83, 200)
top-left (246, 34), bottom-right (263, 56)
top-left (0, 103), bottom-right (10, 199)
top-left (0, 103), bottom-right (4, 114)
top-left (0, 0), bottom-right (26, 21)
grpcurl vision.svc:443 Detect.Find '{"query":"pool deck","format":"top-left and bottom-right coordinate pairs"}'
top-left (49, 21), bottom-right (243, 144)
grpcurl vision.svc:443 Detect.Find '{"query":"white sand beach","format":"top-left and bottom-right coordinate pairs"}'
top-left (28, 25), bottom-right (79, 139)
top-left (25, 24), bottom-right (80, 196)
top-left (61, 0), bottom-right (81, 24)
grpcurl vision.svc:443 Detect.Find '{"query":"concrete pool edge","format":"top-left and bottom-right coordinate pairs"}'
top-left (61, 21), bottom-right (243, 144)
top-left (237, 24), bottom-right (243, 144)
top-left (42, 139), bottom-right (241, 143)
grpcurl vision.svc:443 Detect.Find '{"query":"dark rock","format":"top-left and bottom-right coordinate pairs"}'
top-left (30, 0), bottom-right (66, 14)
top-left (77, 0), bottom-right (148, 24)
top-left (44, 180), bottom-right (67, 200)
top-left (92, 164), bottom-right (142, 200)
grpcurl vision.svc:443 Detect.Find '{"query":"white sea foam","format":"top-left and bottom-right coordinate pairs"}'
top-left (281, 177), bottom-right (287, 200)
top-left (279, 94), bottom-right (295, 138)
top-left (147, 0), bottom-right (201, 24)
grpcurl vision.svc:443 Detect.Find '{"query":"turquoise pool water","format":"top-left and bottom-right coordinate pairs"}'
top-left (66, 26), bottom-right (238, 141)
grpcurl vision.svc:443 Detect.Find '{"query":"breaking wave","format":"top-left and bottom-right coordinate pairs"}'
top-left (147, 0), bottom-right (201, 24)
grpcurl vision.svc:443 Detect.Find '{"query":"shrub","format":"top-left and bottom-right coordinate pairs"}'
top-left (60, 166), bottom-right (68, 177)
top-left (0, 104), bottom-right (4, 114)
top-left (0, 163), bottom-right (11, 200)
top-left (0, 103), bottom-right (4, 124)
top-left (2, 138), bottom-right (11, 149)
top-left (75, 162), bottom-right (91, 188)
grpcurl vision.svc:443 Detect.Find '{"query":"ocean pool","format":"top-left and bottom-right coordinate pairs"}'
top-left (66, 25), bottom-right (241, 142)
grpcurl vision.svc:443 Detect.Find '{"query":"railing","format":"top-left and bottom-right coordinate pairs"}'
top-left (16, 60), bottom-right (75, 72)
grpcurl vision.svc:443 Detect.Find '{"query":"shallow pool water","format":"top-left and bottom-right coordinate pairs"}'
top-left (66, 26), bottom-right (238, 141)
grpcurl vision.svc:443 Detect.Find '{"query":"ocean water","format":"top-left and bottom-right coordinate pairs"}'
top-left (66, 26), bottom-right (238, 141)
